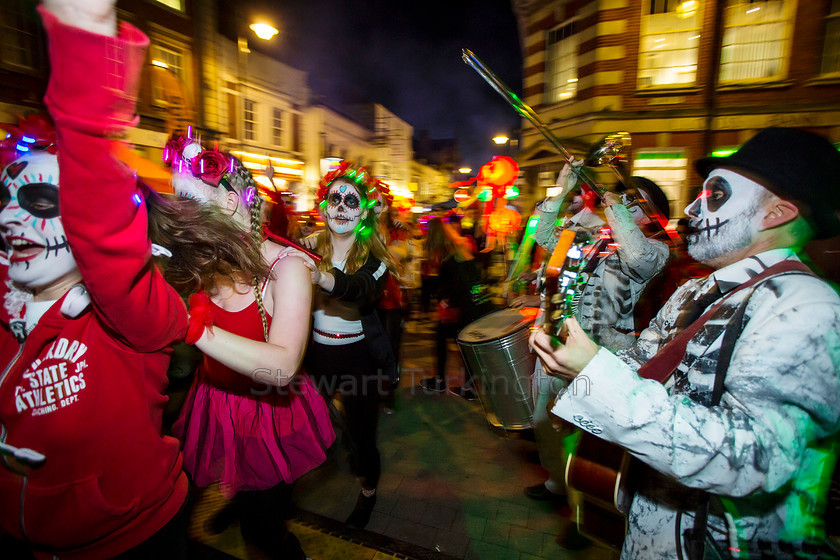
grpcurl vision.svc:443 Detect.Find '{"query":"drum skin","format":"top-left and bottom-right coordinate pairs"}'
top-left (457, 308), bottom-right (538, 430)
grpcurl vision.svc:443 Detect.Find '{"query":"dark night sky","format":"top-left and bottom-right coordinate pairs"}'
top-left (242, 0), bottom-right (523, 171)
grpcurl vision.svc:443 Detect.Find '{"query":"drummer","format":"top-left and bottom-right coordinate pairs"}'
top-left (419, 216), bottom-right (495, 400)
top-left (524, 162), bottom-right (671, 547)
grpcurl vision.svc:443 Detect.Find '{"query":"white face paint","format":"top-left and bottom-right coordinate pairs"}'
top-left (0, 152), bottom-right (78, 290)
top-left (373, 193), bottom-right (389, 219)
top-left (684, 168), bottom-right (767, 265)
top-left (325, 179), bottom-right (365, 235)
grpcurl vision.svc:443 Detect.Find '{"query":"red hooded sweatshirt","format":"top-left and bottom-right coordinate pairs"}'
top-left (0, 11), bottom-right (189, 559)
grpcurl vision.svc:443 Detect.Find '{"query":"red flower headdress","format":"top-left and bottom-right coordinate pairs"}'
top-left (316, 160), bottom-right (378, 205)
top-left (162, 134), bottom-right (232, 188)
top-left (0, 114), bottom-right (57, 170)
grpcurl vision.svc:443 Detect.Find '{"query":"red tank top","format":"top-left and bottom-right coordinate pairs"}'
top-left (201, 299), bottom-right (271, 395)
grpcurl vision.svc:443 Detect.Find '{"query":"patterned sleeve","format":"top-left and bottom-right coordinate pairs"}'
top-left (553, 276), bottom-right (840, 497)
top-left (605, 203), bottom-right (669, 283)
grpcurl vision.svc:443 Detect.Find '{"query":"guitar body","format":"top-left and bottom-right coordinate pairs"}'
top-left (541, 228), bottom-right (632, 547)
top-left (566, 433), bottom-right (635, 550)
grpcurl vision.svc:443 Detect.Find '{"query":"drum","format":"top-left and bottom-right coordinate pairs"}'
top-left (457, 308), bottom-right (539, 431)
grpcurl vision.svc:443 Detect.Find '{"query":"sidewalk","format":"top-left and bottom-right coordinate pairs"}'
top-left (189, 315), bottom-right (618, 560)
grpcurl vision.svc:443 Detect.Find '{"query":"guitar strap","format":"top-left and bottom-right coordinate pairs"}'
top-left (635, 259), bottom-right (811, 384)
top-left (632, 259), bottom-right (812, 560)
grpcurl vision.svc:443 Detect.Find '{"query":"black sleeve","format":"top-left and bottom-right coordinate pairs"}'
top-left (327, 255), bottom-right (388, 306)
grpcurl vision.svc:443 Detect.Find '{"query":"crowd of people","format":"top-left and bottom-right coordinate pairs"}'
top-left (1, 2), bottom-right (840, 559)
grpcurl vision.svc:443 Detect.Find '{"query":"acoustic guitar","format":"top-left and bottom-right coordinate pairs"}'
top-left (541, 228), bottom-right (633, 550)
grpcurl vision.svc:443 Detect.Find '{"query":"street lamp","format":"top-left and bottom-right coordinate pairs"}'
top-left (492, 135), bottom-right (509, 145)
top-left (458, 167), bottom-right (472, 174)
top-left (250, 22), bottom-right (278, 41)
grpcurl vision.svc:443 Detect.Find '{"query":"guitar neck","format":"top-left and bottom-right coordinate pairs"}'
top-left (543, 229), bottom-right (577, 338)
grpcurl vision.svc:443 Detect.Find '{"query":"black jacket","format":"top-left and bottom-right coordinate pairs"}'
top-left (328, 254), bottom-right (398, 381)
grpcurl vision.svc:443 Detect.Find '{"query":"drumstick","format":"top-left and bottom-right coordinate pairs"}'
top-left (262, 226), bottom-right (323, 263)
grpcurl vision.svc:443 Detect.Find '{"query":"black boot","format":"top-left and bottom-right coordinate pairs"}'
top-left (345, 490), bottom-right (376, 529)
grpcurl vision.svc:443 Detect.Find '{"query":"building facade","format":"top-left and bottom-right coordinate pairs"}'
top-left (511, 0), bottom-right (840, 219)
top-left (0, 0), bottom-right (454, 212)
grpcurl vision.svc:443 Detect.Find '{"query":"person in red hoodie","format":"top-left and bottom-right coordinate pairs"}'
top-left (0, 1), bottom-right (191, 558)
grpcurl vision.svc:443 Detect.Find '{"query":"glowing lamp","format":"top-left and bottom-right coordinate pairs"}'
top-left (478, 156), bottom-right (519, 188)
top-left (250, 23), bottom-right (279, 41)
top-left (488, 207), bottom-right (521, 236)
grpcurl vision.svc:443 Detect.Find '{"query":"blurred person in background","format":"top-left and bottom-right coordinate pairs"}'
top-left (419, 217), bottom-right (495, 400)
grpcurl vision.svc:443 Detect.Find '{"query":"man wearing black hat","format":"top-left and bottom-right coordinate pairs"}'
top-left (531, 127), bottom-right (840, 559)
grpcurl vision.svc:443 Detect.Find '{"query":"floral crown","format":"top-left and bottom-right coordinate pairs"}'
top-left (316, 160), bottom-right (378, 207)
top-left (0, 114), bottom-right (57, 170)
top-left (162, 135), bottom-right (236, 191)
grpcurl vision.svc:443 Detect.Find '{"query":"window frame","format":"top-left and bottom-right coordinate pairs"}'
top-left (637, 0), bottom-right (702, 90)
top-left (718, 0), bottom-right (795, 85)
top-left (544, 17), bottom-right (580, 105)
top-left (243, 99), bottom-right (257, 142)
top-left (820, 0), bottom-right (840, 77)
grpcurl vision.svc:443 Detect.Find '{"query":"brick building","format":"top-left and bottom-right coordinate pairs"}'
top-left (510, 0), bottom-right (840, 218)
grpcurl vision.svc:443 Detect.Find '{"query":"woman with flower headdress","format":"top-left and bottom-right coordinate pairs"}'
top-left (163, 132), bottom-right (335, 557)
top-left (292, 161), bottom-right (399, 530)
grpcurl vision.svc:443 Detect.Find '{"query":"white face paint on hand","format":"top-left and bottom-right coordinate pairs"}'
top-left (0, 152), bottom-right (78, 290)
top-left (325, 179), bottom-right (365, 235)
top-left (684, 168), bottom-right (767, 265)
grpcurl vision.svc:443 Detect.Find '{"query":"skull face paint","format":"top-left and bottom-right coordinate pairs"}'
top-left (373, 193), bottom-right (389, 219)
top-left (0, 152), bottom-right (78, 290)
top-left (325, 179), bottom-right (365, 235)
top-left (684, 168), bottom-right (767, 265)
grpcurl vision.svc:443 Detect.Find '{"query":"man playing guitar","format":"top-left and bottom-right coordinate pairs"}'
top-left (531, 127), bottom-right (840, 560)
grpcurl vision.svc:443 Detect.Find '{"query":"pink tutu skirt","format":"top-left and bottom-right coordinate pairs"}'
top-left (173, 371), bottom-right (335, 498)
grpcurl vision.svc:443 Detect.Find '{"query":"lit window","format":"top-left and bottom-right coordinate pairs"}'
top-left (631, 150), bottom-right (689, 218)
top-left (0, 0), bottom-right (45, 72)
top-left (150, 45), bottom-right (184, 80)
top-left (821, 0), bottom-right (840, 75)
top-left (154, 0), bottom-right (185, 12)
top-left (244, 99), bottom-right (257, 141)
top-left (719, 0), bottom-right (793, 83)
top-left (545, 20), bottom-right (578, 104)
top-left (273, 108), bottom-right (283, 146)
top-left (638, 0), bottom-right (701, 89)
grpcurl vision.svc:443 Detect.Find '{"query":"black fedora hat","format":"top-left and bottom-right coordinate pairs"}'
top-left (695, 127), bottom-right (840, 239)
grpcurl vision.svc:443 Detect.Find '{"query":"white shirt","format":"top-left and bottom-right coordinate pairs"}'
top-left (553, 249), bottom-right (840, 558)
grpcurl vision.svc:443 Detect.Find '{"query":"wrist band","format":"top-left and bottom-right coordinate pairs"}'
top-left (186, 292), bottom-right (213, 345)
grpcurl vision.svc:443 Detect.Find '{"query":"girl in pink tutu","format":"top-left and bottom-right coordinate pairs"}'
top-left (167, 137), bottom-right (334, 559)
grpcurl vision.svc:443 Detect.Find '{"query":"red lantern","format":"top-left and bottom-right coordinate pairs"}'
top-left (487, 206), bottom-right (521, 236)
top-left (478, 156), bottom-right (519, 189)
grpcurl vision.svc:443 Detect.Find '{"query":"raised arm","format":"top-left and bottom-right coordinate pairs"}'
top-left (40, 3), bottom-right (188, 351)
top-left (603, 193), bottom-right (669, 282)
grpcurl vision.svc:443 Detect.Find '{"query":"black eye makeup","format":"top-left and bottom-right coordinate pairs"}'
top-left (705, 175), bottom-right (732, 212)
top-left (0, 182), bottom-right (10, 211)
top-left (17, 183), bottom-right (60, 219)
top-left (328, 192), bottom-right (360, 209)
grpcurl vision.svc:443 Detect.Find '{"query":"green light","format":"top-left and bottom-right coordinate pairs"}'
top-left (711, 149), bottom-right (737, 157)
top-left (504, 186), bottom-right (519, 199)
top-left (526, 215), bottom-right (540, 232)
top-left (477, 189), bottom-right (491, 202)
